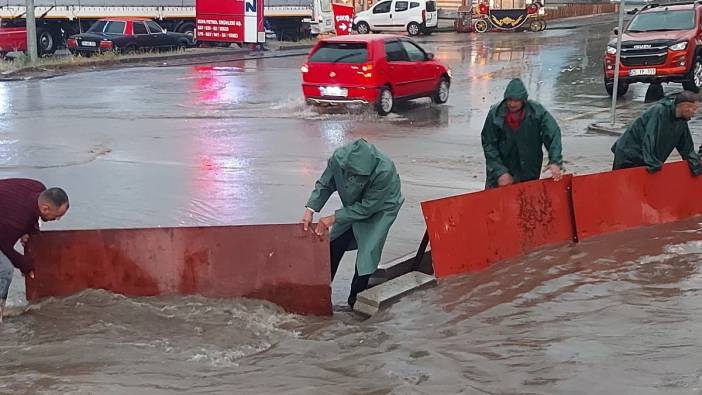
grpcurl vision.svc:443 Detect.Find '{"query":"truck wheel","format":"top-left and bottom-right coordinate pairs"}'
top-left (356, 22), bottom-right (370, 34)
top-left (376, 87), bottom-right (394, 116)
top-left (682, 58), bottom-right (702, 93)
top-left (407, 22), bottom-right (420, 36)
top-left (36, 27), bottom-right (57, 56)
top-left (605, 78), bottom-right (629, 97)
top-left (177, 22), bottom-right (196, 44)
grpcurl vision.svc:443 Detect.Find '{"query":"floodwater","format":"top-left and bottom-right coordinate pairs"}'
top-left (3, 12), bottom-right (702, 394)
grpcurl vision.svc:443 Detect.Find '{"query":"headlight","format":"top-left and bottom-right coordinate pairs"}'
top-left (607, 45), bottom-right (617, 55)
top-left (669, 41), bottom-right (688, 51)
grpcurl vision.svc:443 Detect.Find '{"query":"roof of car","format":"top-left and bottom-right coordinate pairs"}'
top-left (320, 34), bottom-right (413, 43)
top-left (99, 17), bottom-right (151, 21)
top-left (642, 3), bottom-right (697, 12)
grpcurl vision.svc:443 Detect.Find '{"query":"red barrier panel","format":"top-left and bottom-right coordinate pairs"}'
top-left (25, 225), bottom-right (332, 316)
top-left (572, 161), bottom-right (702, 240)
top-left (421, 176), bottom-right (576, 278)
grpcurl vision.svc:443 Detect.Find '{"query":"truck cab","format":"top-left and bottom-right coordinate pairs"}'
top-left (604, 2), bottom-right (702, 96)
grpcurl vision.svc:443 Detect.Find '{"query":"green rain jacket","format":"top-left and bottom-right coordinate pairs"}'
top-left (481, 79), bottom-right (563, 189)
top-left (612, 97), bottom-right (701, 175)
top-left (306, 139), bottom-right (404, 276)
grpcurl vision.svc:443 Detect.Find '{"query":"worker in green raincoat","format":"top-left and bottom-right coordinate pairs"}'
top-left (302, 139), bottom-right (404, 307)
top-left (612, 91), bottom-right (702, 175)
top-left (481, 78), bottom-right (564, 189)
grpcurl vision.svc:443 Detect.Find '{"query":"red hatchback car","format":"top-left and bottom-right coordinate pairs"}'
top-left (301, 34), bottom-right (451, 115)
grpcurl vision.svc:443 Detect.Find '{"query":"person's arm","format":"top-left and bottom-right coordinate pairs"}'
top-left (0, 235), bottom-right (32, 274)
top-left (676, 125), bottom-right (702, 176)
top-left (481, 111), bottom-right (510, 182)
top-left (305, 158), bottom-right (337, 212)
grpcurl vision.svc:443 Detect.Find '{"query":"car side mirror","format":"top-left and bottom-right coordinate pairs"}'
top-left (613, 27), bottom-right (619, 35)
top-left (426, 52), bottom-right (434, 60)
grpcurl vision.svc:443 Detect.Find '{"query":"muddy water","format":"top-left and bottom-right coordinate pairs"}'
top-left (3, 218), bottom-right (702, 394)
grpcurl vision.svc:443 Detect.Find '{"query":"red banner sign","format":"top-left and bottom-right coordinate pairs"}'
top-left (332, 3), bottom-right (355, 35)
top-left (196, 0), bottom-right (264, 43)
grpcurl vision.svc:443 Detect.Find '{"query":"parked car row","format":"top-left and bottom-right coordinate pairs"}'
top-left (0, 17), bottom-right (193, 58)
top-left (67, 18), bottom-right (193, 56)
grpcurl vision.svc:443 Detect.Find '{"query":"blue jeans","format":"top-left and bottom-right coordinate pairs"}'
top-left (0, 252), bottom-right (13, 300)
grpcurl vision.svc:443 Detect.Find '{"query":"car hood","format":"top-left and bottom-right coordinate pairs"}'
top-left (609, 29), bottom-right (692, 46)
top-left (355, 10), bottom-right (371, 20)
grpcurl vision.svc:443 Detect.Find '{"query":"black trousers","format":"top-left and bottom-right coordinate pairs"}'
top-left (330, 228), bottom-right (371, 307)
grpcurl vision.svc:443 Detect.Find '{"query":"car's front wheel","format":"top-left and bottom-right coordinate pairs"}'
top-left (356, 21), bottom-right (370, 34)
top-left (683, 57), bottom-right (702, 93)
top-left (432, 77), bottom-right (450, 104)
top-left (605, 78), bottom-right (629, 98)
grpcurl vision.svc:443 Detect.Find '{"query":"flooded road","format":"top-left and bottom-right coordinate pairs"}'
top-left (5, 219), bottom-right (702, 394)
top-left (3, 12), bottom-right (702, 393)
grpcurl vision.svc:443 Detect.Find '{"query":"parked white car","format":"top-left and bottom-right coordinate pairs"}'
top-left (353, 0), bottom-right (438, 36)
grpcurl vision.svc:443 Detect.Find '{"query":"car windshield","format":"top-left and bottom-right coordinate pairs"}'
top-left (309, 42), bottom-right (368, 63)
top-left (627, 9), bottom-right (695, 32)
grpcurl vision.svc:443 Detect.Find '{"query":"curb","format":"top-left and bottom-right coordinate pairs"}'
top-left (588, 121), bottom-right (627, 136)
top-left (0, 47), bottom-right (311, 81)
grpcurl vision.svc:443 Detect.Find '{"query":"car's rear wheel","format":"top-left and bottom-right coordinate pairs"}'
top-left (432, 77), bottom-right (450, 104)
top-left (682, 57), bottom-right (702, 93)
top-left (605, 78), bottom-right (629, 97)
top-left (407, 22), bottom-right (420, 36)
top-left (356, 22), bottom-right (370, 34)
top-left (376, 87), bottom-right (394, 116)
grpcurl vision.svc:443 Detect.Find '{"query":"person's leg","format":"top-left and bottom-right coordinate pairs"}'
top-left (347, 265), bottom-right (372, 308)
top-left (329, 228), bottom-right (355, 280)
top-left (0, 253), bottom-right (14, 323)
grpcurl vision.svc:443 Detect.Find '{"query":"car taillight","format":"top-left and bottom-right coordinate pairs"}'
top-left (422, 9), bottom-right (426, 23)
top-left (99, 40), bottom-right (113, 50)
top-left (67, 38), bottom-right (77, 48)
top-left (362, 63), bottom-right (373, 78)
top-left (301, 64), bottom-right (309, 73)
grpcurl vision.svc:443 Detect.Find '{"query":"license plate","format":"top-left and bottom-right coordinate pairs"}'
top-left (81, 41), bottom-right (96, 47)
top-left (629, 68), bottom-right (656, 76)
top-left (320, 86), bottom-right (348, 97)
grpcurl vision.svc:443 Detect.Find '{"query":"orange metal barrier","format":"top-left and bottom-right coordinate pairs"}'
top-left (572, 161), bottom-right (702, 240)
top-left (25, 224), bottom-right (332, 316)
top-left (421, 176), bottom-right (576, 278)
top-left (423, 161), bottom-right (702, 279)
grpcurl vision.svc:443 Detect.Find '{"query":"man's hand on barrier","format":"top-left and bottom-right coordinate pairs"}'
top-left (302, 209), bottom-right (314, 232)
top-left (27, 271), bottom-right (34, 280)
top-left (498, 173), bottom-right (514, 187)
top-left (316, 215), bottom-right (336, 241)
top-left (544, 164), bottom-right (562, 181)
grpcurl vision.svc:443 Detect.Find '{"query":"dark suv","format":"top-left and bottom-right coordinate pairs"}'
top-left (604, 2), bottom-right (702, 97)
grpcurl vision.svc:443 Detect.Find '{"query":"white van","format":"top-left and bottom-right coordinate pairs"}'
top-left (353, 0), bottom-right (438, 36)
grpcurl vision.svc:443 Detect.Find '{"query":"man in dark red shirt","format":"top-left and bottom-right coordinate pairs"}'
top-left (0, 178), bottom-right (69, 322)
